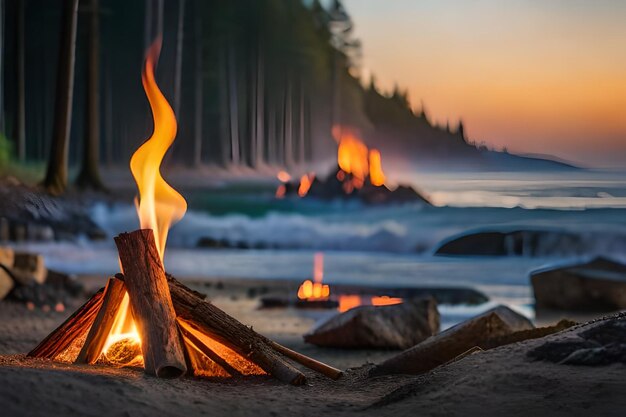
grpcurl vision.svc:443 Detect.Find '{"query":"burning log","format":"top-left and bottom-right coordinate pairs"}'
top-left (166, 274), bottom-right (306, 385)
top-left (28, 288), bottom-right (104, 359)
top-left (115, 230), bottom-right (187, 378)
top-left (75, 277), bottom-right (126, 364)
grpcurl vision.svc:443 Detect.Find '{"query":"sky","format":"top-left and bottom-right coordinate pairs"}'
top-left (342, 0), bottom-right (626, 168)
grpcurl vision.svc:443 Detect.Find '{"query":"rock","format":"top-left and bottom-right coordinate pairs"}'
top-left (531, 256), bottom-right (626, 311)
top-left (0, 265), bottom-right (14, 300)
top-left (0, 246), bottom-right (15, 266)
top-left (369, 305), bottom-right (533, 376)
top-left (13, 252), bottom-right (47, 284)
top-left (304, 298), bottom-right (439, 349)
top-left (435, 229), bottom-right (626, 257)
top-left (528, 314), bottom-right (626, 366)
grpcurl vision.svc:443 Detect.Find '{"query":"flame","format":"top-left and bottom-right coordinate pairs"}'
top-left (337, 294), bottom-right (403, 312)
top-left (277, 170), bottom-right (291, 183)
top-left (297, 252), bottom-right (330, 300)
top-left (275, 184), bottom-right (286, 199)
top-left (298, 173), bottom-right (315, 197)
top-left (130, 37), bottom-right (187, 261)
top-left (368, 149), bottom-right (386, 186)
top-left (332, 125), bottom-right (386, 189)
top-left (102, 38), bottom-right (185, 364)
top-left (371, 295), bottom-right (403, 306)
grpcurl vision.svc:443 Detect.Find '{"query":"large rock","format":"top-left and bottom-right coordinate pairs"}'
top-left (531, 256), bottom-right (626, 311)
top-left (304, 298), bottom-right (439, 349)
top-left (0, 246), bottom-right (15, 299)
top-left (369, 305), bottom-right (534, 376)
top-left (435, 228), bottom-right (626, 257)
top-left (13, 252), bottom-right (47, 284)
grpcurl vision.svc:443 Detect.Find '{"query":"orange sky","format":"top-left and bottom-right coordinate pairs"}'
top-left (343, 0), bottom-right (626, 167)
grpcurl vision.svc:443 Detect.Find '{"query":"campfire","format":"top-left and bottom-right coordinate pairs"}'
top-left (295, 252), bottom-right (403, 312)
top-left (278, 127), bottom-right (429, 205)
top-left (27, 39), bottom-right (341, 384)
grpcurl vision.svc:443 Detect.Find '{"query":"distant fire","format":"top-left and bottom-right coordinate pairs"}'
top-left (297, 252), bottom-right (330, 300)
top-left (333, 125), bottom-right (386, 190)
top-left (337, 295), bottom-right (403, 312)
top-left (298, 173), bottom-right (315, 197)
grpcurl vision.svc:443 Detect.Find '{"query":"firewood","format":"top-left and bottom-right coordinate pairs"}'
top-left (28, 288), bottom-right (104, 358)
top-left (266, 340), bottom-right (343, 380)
top-left (177, 319), bottom-right (242, 377)
top-left (114, 230), bottom-right (187, 379)
top-left (75, 277), bottom-right (126, 364)
top-left (166, 275), bottom-right (306, 385)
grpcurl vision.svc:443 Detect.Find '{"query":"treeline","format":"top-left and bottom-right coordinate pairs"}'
top-left (0, 0), bottom-right (498, 194)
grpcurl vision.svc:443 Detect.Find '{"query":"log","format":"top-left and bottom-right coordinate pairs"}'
top-left (28, 288), bottom-right (104, 358)
top-left (114, 230), bottom-right (187, 378)
top-left (166, 275), bottom-right (306, 385)
top-left (0, 264), bottom-right (14, 300)
top-left (177, 319), bottom-right (242, 377)
top-left (369, 305), bottom-right (534, 376)
top-left (267, 340), bottom-right (343, 380)
top-left (75, 277), bottom-right (126, 364)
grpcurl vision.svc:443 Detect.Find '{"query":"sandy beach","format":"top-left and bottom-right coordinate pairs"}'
top-left (1, 276), bottom-right (625, 417)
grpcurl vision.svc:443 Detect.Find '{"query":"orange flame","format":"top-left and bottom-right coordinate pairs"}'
top-left (332, 125), bottom-right (386, 189)
top-left (130, 37), bottom-right (187, 262)
top-left (277, 170), bottom-right (291, 183)
top-left (297, 252), bottom-right (330, 300)
top-left (298, 173), bottom-right (315, 197)
top-left (102, 38), bottom-right (185, 364)
top-left (368, 149), bottom-right (386, 186)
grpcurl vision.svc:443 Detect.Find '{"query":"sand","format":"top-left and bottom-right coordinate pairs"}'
top-left (1, 277), bottom-right (625, 417)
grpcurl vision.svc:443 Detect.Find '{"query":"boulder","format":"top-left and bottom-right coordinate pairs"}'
top-left (0, 246), bottom-right (15, 300)
top-left (528, 314), bottom-right (626, 366)
top-left (531, 257), bottom-right (626, 311)
top-left (13, 252), bottom-right (47, 284)
top-left (369, 305), bottom-right (534, 376)
top-left (435, 229), bottom-right (626, 257)
top-left (304, 298), bottom-right (439, 349)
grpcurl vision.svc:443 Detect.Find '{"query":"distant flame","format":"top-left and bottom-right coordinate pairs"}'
top-left (332, 125), bottom-right (386, 189)
top-left (368, 149), bottom-right (386, 186)
top-left (337, 295), bottom-right (403, 312)
top-left (297, 252), bottom-right (330, 300)
top-left (130, 37), bottom-right (187, 262)
top-left (277, 171), bottom-right (291, 183)
top-left (298, 173), bottom-right (315, 197)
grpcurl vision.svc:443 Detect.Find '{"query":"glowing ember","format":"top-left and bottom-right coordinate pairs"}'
top-left (298, 173), bottom-right (315, 197)
top-left (371, 295), bottom-right (403, 307)
top-left (275, 184), bottom-right (287, 199)
top-left (102, 37), bottom-right (186, 363)
top-left (338, 295), bottom-right (361, 312)
top-left (337, 294), bottom-right (404, 312)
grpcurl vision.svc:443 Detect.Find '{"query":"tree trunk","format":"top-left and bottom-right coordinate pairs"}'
top-left (173, 0), bottom-right (185, 118)
top-left (76, 0), bottom-right (106, 191)
top-left (0, 0), bottom-right (4, 135)
top-left (284, 75), bottom-right (293, 168)
top-left (255, 45), bottom-right (265, 167)
top-left (218, 42), bottom-right (229, 166)
top-left (15, 0), bottom-right (26, 161)
top-left (227, 38), bottom-right (240, 166)
top-left (42, 0), bottom-right (79, 195)
top-left (192, 0), bottom-right (202, 167)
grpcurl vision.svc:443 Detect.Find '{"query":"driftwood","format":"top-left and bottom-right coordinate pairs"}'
top-left (75, 277), bottom-right (126, 364)
top-left (115, 230), bottom-right (187, 378)
top-left (267, 340), bottom-right (343, 380)
top-left (369, 305), bottom-right (534, 376)
top-left (28, 288), bottom-right (104, 359)
top-left (14, 252), bottom-right (47, 284)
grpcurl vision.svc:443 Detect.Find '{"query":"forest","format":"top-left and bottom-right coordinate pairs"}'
top-left (0, 0), bottom-right (571, 195)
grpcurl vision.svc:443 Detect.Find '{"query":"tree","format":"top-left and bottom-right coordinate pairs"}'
top-left (42, 0), bottom-right (79, 195)
top-left (76, 0), bottom-right (106, 190)
top-left (14, 0), bottom-right (25, 161)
